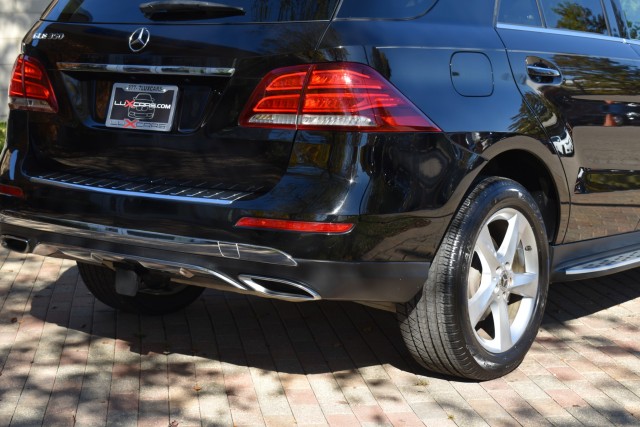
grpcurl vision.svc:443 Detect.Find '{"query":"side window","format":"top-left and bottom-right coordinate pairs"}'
top-left (620, 0), bottom-right (640, 39)
top-left (539, 0), bottom-right (609, 35)
top-left (498, 0), bottom-right (543, 27)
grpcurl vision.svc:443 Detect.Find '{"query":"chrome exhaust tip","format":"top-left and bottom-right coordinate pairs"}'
top-left (238, 275), bottom-right (320, 301)
top-left (1, 235), bottom-right (33, 254)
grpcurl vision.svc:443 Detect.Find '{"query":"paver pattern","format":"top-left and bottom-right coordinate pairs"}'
top-left (2, 248), bottom-right (640, 426)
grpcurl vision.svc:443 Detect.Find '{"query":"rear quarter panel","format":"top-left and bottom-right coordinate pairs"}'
top-left (317, 0), bottom-right (570, 243)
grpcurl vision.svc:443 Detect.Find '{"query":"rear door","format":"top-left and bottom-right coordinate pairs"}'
top-left (497, 0), bottom-right (640, 243)
top-left (619, 0), bottom-right (640, 231)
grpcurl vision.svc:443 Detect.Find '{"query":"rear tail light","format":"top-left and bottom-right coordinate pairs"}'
top-left (235, 217), bottom-right (354, 234)
top-left (8, 54), bottom-right (58, 113)
top-left (239, 62), bottom-right (440, 132)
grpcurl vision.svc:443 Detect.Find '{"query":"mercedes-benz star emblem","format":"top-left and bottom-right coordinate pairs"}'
top-left (129, 28), bottom-right (150, 53)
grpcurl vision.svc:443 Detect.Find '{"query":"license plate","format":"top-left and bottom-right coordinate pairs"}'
top-left (106, 83), bottom-right (178, 132)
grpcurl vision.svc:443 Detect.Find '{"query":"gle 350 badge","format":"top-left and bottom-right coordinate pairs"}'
top-left (106, 83), bottom-right (178, 132)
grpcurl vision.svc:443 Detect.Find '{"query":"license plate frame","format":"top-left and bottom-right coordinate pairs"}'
top-left (106, 83), bottom-right (179, 133)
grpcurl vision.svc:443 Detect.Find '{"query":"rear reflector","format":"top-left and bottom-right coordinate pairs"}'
top-left (0, 184), bottom-right (25, 198)
top-left (239, 62), bottom-right (440, 132)
top-left (235, 217), bottom-right (354, 234)
top-left (8, 54), bottom-right (58, 113)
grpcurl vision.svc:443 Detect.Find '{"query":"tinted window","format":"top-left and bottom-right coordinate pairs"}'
top-left (539, 0), bottom-right (608, 35)
top-left (43, 0), bottom-right (339, 23)
top-left (338, 0), bottom-right (437, 19)
top-left (498, 0), bottom-right (543, 27)
top-left (607, 0), bottom-right (627, 37)
top-left (621, 0), bottom-right (640, 38)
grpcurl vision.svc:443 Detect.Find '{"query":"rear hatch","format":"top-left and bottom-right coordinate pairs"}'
top-left (21, 0), bottom-right (339, 195)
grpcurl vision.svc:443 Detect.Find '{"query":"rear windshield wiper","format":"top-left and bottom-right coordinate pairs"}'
top-left (140, 1), bottom-right (245, 21)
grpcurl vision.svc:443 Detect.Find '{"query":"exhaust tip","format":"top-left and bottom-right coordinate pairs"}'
top-left (239, 275), bottom-right (320, 301)
top-left (1, 235), bottom-right (33, 254)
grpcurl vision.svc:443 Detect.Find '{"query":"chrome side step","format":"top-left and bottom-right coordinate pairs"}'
top-left (564, 248), bottom-right (640, 277)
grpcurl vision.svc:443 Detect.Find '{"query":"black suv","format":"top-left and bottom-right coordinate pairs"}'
top-left (2, 0), bottom-right (640, 380)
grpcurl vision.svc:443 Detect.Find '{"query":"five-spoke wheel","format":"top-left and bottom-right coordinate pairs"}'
top-left (468, 208), bottom-right (540, 354)
top-left (398, 177), bottom-right (549, 380)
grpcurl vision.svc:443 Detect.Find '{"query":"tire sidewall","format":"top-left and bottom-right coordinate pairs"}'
top-left (450, 179), bottom-right (550, 377)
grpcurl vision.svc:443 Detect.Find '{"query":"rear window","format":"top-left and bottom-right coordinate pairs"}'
top-left (43, 0), bottom-right (340, 24)
top-left (337, 0), bottom-right (438, 19)
top-left (621, 0), bottom-right (640, 39)
top-left (539, 0), bottom-right (609, 35)
top-left (499, 0), bottom-right (610, 35)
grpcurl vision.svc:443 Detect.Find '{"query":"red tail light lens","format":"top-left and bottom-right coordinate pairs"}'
top-left (239, 63), bottom-right (440, 132)
top-left (235, 217), bottom-right (354, 234)
top-left (8, 54), bottom-right (58, 113)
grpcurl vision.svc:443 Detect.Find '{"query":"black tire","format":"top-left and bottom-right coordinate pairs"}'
top-left (77, 262), bottom-right (205, 315)
top-left (398, 177), bottom-right (549, 380)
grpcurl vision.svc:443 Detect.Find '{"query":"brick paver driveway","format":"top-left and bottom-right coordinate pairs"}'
top-left (2, 248), bottom-right (640, 426)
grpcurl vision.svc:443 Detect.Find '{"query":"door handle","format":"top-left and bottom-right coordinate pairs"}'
top-left (525, 56), bottom-right (563, 85)
top-left (527, 65), bottom-right (561, 78)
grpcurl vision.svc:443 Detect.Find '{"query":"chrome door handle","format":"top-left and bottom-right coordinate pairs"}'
top-left (527, 65), bottom-right (561, 78)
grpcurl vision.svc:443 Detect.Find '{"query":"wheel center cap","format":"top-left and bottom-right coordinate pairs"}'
top-left (501, 271), bottom-right (511, 285)
top-left (496, 266), bottom-right (513, 295)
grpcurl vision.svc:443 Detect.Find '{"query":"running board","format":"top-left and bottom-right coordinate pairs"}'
top-left (562, 249), bottom-right (640, 279)
top-left (550, 231), bottom-right (640, 282)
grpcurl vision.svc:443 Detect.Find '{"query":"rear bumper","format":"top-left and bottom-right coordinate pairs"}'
top-left (0, 211), bottom-right (428, 303)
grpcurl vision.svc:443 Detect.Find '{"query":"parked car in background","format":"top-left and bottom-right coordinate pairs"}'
top-left (3, 0), bottom-right (640, 380)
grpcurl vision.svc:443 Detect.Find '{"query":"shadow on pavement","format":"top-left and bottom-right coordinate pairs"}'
top-left (26, 265), bottom-right (640, 381)
top-left (10, 260), bottom-right (640, 425)
top-left (29, 266), bottom-right (433, 378)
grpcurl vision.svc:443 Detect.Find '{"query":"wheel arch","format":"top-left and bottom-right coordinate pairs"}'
top-left (477, 148), bottom-right (567, 243)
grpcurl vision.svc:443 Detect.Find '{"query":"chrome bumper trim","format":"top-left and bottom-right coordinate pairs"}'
top-left (57, 62), bottom-right (235, 77)
top-left (30, 175), bottom-right (249, 206)
top-left (0, 212), bottom-right (297, 267)
top-left (40, 244), bottom-right (247, 290)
